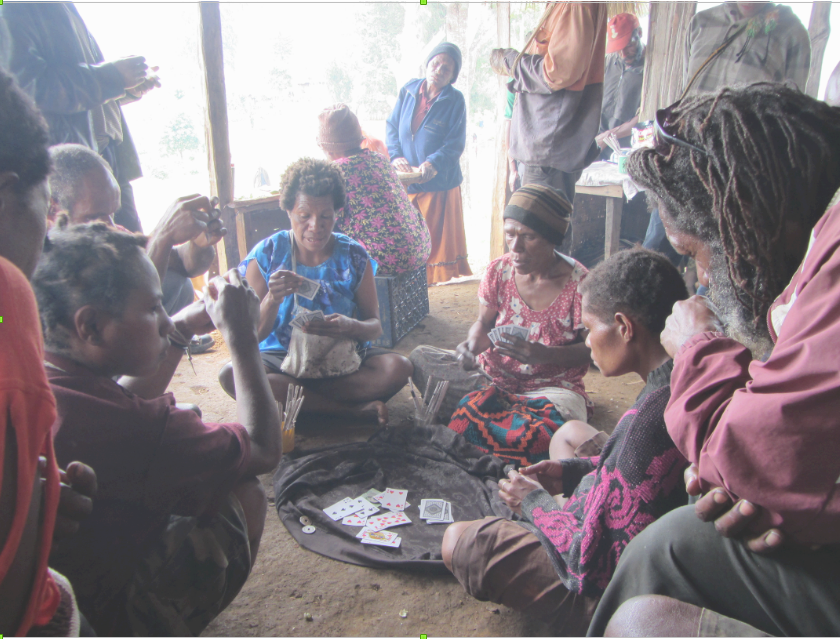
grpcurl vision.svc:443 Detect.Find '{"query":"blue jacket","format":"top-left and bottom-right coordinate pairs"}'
top-left (386, 78), bottom-right (466, 194)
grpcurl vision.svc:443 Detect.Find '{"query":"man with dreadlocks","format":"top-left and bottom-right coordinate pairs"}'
top-left (585, 83), bottom-right (840, 636)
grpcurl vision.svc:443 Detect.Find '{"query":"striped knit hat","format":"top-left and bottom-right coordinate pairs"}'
top-left (503, 184), bottom-right (572, 245)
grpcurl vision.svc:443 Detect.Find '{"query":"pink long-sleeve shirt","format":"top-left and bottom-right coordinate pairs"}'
top-left (666, 202), bottom-right (840, 545)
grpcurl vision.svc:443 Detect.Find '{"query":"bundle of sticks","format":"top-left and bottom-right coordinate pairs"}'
top-left (282, 384), bottom-right (304, 432)
top-left (408, 377), bottom-right (449, 427)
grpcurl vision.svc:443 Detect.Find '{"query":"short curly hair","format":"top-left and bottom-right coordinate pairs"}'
top-left (580, 248), bottom-right (688, 335)
top-left (279, 157), bottom-right (345, 212)
top-left (32, 220), bottom-right (149, 354)
top-left (0, 67), bottom-right (51, 193)
top-left (49, 144), bottom-right (115, 211)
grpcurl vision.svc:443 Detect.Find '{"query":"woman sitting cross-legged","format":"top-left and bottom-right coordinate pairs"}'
top-left (441, 248), bottom-right (691, 634)
top-left (219, 158), bottom-right (412, 425)
top-left (444, 185), bottom-right (592, 465)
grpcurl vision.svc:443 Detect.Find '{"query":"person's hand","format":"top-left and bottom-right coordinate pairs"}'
top-left (660, 296), bottom-right (723, 358)
top-left (41, 457), bottom-right (97, 556)
top-left (126, 66), bottom-right (161, 99)
top-left (191, 218), bottom-right (227, 249)
top-left (203, 269), bottom-right (260, 337)
top-left (490, 48), bottom-right (517, 76)
top-left (498, 469), bottom-right (542, 515)
top-left (494, 335), bottom-right (545, 365)
top-left (392, 157), bottom-right (411, 173)
top-left (112, 55), bottom-right (149, 90)
top-left (302, 313), bottom-right (355, 338)
top-left (456, 340), bottom-right (479, 370)
top-left (418, 161), bottom-right (438, 183)
top-left (685, 463), bottom-right (785, 554)
top-left (266, 269), bottom-right (306, 304)
top-left (595, 130), bottom-right (611, 150)
top-left (154, 194), bottom-right (215, 247)
top-left (508, 160), bottom-right (518, 192)
top-left (520, 459), bottom-right (564, 496)
top-left (173, 299), bottom-right (215, 337)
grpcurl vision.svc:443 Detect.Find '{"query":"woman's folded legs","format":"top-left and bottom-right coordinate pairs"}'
top-left (219, 353), bottom-right (412, 426)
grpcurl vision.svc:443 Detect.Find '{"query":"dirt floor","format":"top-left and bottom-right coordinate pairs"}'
top-left (171, 280), bottom-right (640, 637)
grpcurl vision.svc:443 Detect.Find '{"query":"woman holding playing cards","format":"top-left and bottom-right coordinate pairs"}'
top-left (219, 158), bottom-right (412, 426)
top-left (447, 185), bottom-right (592, 463)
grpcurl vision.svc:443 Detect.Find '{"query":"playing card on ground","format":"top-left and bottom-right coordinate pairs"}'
top-left (419, 499), bottom-right (447, 520)
top-left (359, 488), bottom-right (383, 504)
top-left (296, 277), bottom-right (320, 300)
top-left (323, 497), bottom-right (365, 521)
top-left (358, 529), bottom-right (402, 547)
top-left (342, 513), bottom-right (369, 527)
top-left (381, 488), bottom-right (408, 511)
top-left (356, 501), bottom-right (380, 518)
top-left (356, 528), bottom-right (398, 541)
top-left (364, 511), bottom-right (411, 532)
top-left (426, 501), bottom-right (453, 524)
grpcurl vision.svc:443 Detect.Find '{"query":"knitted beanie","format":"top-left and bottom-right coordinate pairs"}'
top-left (317, 103), bottom-right (363, 152)
top-left (503, 184), bottom-right (572, 246)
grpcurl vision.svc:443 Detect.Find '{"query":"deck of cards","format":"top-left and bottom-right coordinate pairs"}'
top-left (489, 324), bottom-right (529, 347)
top-left (420, 499), bottom-right (454, 524)
top-left (290, 309), bottom-right (324, 329)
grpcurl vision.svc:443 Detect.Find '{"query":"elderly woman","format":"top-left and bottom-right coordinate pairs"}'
top-left (386, 42), bottom-right (471, 285)
top-left (317, 103), bottom-right (431, 275)
top-left (218, 158), bottom-right (412, 425)
top-left (423, 185), bottom-right (590, 465)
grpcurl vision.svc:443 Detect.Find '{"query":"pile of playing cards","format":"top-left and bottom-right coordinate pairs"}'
top-left (323, 488), bottom-right (411, 548)
top-left (290, 309), bottom-right (324, 329)
top-left (419, 499), bottom-right (454, 524)
top-left (489, 324), bottom-right (529, 346)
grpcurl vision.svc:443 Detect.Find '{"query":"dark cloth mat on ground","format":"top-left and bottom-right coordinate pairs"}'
top-left (273, 424), bottom-right (513, 572)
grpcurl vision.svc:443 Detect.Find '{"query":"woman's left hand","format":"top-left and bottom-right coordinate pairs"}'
top-left (418, 161), bottom-right (438, 183)
top-left (302, 313), bottom-right (356, 338)
top-left (494, 335), bottom-right (545, 365)
top-left (498, 469), bottom-right (543, 515)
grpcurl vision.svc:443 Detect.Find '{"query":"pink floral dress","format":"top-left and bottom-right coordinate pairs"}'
top-left (333, 149), bottom-right (431, 276)
top-left (477, 253), bottom-right (591, 410)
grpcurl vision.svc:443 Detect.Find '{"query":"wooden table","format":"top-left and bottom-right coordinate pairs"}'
top-left (574, 182), bottom-right (625, 260)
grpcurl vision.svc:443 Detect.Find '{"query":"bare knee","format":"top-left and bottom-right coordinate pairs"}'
top-left (218, 362), bottom-right (235, 398)
top-left (604, 595), bottom-right (703, 637)
top-left (232, 478), bottom-right (267, 560)
top-left (549, 420), bottom-right (599, 459)
top-left (442, 521), bottom-right (474, 570)
top-left (175, 402), bottom-right (202, 418)
top-left (368, 353), bottom-right (414, 398)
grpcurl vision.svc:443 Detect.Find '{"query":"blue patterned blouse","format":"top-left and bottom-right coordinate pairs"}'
top-left (238, 231), bottom-right (375, 353)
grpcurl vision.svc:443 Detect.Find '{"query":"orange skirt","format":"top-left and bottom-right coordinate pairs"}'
top-left (409, 186), bottom-right (473, 285)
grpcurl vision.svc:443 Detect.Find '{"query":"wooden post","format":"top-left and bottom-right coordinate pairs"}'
top-left (489, 2), bottom-right (511, 261)
top-left (806, 2), bottom-right (831, 98)
top-left (639, 2), bottom-right (697, 120)
top-left (199, 3), bottom-right (237, 272)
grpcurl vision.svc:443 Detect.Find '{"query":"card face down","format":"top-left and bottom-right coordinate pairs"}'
top-left (296, 277), bottom-right (320, 300)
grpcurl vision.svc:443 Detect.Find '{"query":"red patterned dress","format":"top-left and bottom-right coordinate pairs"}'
top-left (333, 149), bottom-right (431, 276)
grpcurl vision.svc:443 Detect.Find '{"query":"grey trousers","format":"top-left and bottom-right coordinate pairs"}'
top-left (517, 163), bottom-right (581, 204)
top-left (586, 505), bottom-right (840, 636)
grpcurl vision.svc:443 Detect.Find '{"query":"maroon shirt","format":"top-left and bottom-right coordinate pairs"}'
top-left (667, 202), bottom-right (840, 545)
top-left (411, 80), bottom-right (439, 135)
top-left (45, 353), bottom-right (251, 633)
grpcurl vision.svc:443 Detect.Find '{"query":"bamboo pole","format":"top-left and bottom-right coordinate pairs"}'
top-left (490, 1), bottom-right (511, 262)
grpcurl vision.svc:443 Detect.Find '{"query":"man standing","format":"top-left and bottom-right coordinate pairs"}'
top-left (683, 2), bottom-right (810, 97)
top-left (0, 2), bottom-right (160, 232)
top-left (595, 13), bottom-right (645, 159)
top-left (491, 2), bottom-right (608, 202)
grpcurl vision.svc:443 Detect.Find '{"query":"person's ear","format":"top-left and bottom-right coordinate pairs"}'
top-left (74, 305), bottom-right (109, 346)
top-left (614, 312), bottom-right (635, 343)
top-left (47, 195), bottom-right (64, 225)
top-left (0, 171), bottom-right (21, 213)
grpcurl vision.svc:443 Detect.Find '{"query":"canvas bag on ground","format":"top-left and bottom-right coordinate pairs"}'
top-left (280, 233), bottom-right (361, 378)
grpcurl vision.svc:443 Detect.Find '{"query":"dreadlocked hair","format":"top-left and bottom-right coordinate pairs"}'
top-left (0, 67), bottom-right (51, 192)
top-left (279, 157), bottom-right (345, 212)
top-left (628, 82), bottom-right (840, 326)
top-left (580, 248), bottom-right (688, 335)
top-left (32, 220), bottom-right (149, 354)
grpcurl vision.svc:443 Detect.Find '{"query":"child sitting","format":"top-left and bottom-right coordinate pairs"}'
top-left (31, 222), bottom-right (282, 636)
top-left (441, 248), bottom-right (690, 634)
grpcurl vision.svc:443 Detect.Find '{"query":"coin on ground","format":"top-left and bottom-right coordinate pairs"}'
top-left (300, 516), bottom-right (311, 526)
top-left (302, 525), bottom-right (316, 534)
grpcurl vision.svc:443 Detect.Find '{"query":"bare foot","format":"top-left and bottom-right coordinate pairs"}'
top-left (356, 401), bottom-right (388, 426)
